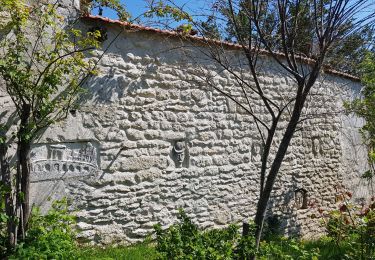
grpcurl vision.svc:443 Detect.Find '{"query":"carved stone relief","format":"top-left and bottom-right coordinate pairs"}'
top-left (171, 140), bottom-right (189, 168)
top-left (312, 138), bottom-right (322, 157)
top-left (294, 188), bottom-right (308, 209)
top-left (30, 141), bottom-right (99, 182)
top-left (251, 142), bottom-right (262, 162)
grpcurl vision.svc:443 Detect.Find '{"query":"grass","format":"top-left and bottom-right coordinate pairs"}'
top-left (303, 237), bottom-right (355, 260)
top-left (74, 237), bottom-right (369, 260)
top-left (75, 243), bottom-right (157, 260)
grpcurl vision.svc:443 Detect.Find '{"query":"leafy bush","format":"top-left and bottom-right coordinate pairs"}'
top-left (154, 209), bottom-right (320, 260)
top-left (10, 198), bottom-right (77, 260)
top-left (154, 209), bottom-right (239, 259)
top-left (319, 188), bottom-right (375, 259)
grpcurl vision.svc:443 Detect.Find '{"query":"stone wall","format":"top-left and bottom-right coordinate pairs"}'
top-left (0, 17), bottom-right (366, 244)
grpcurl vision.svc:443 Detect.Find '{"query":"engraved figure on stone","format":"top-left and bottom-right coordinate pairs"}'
top-left (34, 164), bottom-right (42, 172)
top-left (312, 138), bottom-right (321, 157)
top-left (294, 188), bottom-right (308, 209)
top-left (53, 163), bottom-right (60, 172)
top-left (251, 142), bottom-right (262, 162)
top-left (30, 142), bottom-right (99, 182)
top-left (173, 140), bottom-right (186, 168)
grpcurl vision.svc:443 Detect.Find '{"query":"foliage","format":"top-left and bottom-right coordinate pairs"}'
top-left (0, 0), bottom-right (101, 141)
top-left (9, 199), bottom-right (77, 260)
top-left (319, 188), bottom-right (375, 259)
top-left (327, 27), bottom-right (374, 75)
top-left (303, 237), bottom-right (353, 260)
top-left (154, 209), bottom-right (320, 260)
top-left (0, 0), bottom-right (127, 246)
top-left (218, 1), bottom-right (374, 75)
top-left (154, 209), bottom-right (239, 260)
top-left (146, 1), bottom-right (192, 22)
top-left (259, 237), bottom-right (319, 260)
top-left (347, 52), bottom-right (375, 180)
top-left (200, 15), bottom-right (221, 40)
top-left (145, 1), bottom-right (193, 33)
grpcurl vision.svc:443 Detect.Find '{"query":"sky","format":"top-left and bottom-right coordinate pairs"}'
top-left (92, 0), bottom-right (374, 31)
top-left (93, 0), bottom-right (210, 21)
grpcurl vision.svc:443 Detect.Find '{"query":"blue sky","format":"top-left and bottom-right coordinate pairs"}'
top-left (92, 1), bottom-right (373, 30)
top-left (93, 0), bottom-right (212, 22)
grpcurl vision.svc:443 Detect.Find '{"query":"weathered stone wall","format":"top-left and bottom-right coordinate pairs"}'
top-left (0, 17), bottom-right (366, 244)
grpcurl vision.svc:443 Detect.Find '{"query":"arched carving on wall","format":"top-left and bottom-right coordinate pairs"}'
top-left (30, 141), bottom-right (99, 182)
top-left (294, 188), bottom-right (308, 209)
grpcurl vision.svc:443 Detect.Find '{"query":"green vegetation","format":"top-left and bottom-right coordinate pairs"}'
top-left (0, 198), bottom-right (157, 259)
top-left (153, 210), bottom-right (319, 260)
top-left (0, 199), bottom-right (373, 259)
top-left (0, 0), bottom-right (128, 249)
top-left (152, 202), bottom-right (375, 259)
top-left (0, 0), bottom-right (103, 247)
top-left (347, 52), bottom-right (375, 180)
top-left (75, 244), bottom-right (157, 260)
top-left (9, 199), bottom-right (76, 259)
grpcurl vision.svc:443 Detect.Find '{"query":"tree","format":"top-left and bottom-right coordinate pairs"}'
top-left (0, 0), bottom-right (126, 248)
top-left (221, 0), bottom-right (374, 252)
top-left (327, 27), bottom-right (374, 75)
top-left (347, 52), bottom-right (375, 187)
top-left (220, 1), bottom-right (374, 75)
top-left (158, 0), bottom-right (375, 254)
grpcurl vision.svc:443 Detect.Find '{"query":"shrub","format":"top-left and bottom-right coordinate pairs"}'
top-left (10, 198), bottom-right (77, 260)
top-left (154, 209), bottom-right (320, 260)
top-left (154, 209), bottom-right (239, 260)
top-left (320, 188), bottom-right (375, 259)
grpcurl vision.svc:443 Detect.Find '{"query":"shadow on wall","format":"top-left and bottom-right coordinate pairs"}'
top-left (265, 180), bottom-right (321, 238)
top-left (81, 59), bottom-right (159, 105)
top-left (0, 110), bottom-right (19, 168)
top-left (266, 192), bottom-right (302, 238)
top-left (82, 74), bottom-right (127, 104)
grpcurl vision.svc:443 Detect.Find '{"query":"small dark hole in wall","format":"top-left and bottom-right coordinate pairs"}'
top-left (69, 109), bottom-right (76, 116)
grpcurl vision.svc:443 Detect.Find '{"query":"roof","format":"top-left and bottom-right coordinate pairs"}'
top-left (83, 15), bottom-right (360, 82)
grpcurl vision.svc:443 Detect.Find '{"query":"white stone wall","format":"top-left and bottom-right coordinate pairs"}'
top-left (0, 20), bottom-right (366, 244)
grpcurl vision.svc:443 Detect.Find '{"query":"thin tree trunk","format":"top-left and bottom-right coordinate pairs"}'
top-left (18, 139), bottom-right (31, 238)
top-left (17, 103), bottom-right (31, 240)
top-left (253, 91), bottom-right (306, 252)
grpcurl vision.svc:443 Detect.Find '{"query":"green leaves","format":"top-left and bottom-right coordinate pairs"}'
top-left (0, 0), bottom-right (106, 141)
top-left (145, 1), bottom-right (192, 23)
top-left (154, 209), bottom-right (240, 260)
top-left (347, 52), bottom-right (375, 181)
top-left (0, 0), bottom-right (127, 249)
top-left (154, 210), bottom-right (322, 259)
top-left (9, 199), bottom-right (78, 260)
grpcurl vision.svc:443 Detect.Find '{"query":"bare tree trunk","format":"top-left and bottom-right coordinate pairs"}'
top-left (16, 103), bottom-right (31, 240)
top-left (253, 85), bottom-right (308, 252)
top-left (18, 139), bottom-right (31, 238)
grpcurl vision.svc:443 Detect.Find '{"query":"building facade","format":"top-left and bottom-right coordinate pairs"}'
top-left (0, 1), bottom-right (369, 244)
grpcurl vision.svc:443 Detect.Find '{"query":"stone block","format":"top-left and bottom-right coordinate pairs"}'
top-left (120, 156), bottom-right (168, 171)
top-left (126, 129), bottom-right (145, 140)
